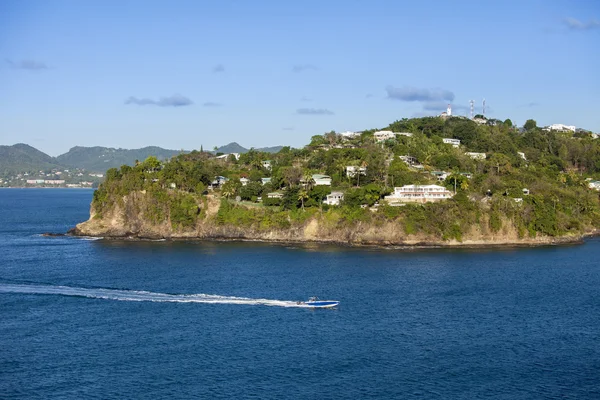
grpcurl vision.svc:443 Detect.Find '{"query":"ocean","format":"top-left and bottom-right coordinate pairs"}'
top-left (1, 188), bottom-right (599, 399)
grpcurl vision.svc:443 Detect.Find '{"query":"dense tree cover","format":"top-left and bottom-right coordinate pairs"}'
top-left (92, 116), bottom-right (600, 240)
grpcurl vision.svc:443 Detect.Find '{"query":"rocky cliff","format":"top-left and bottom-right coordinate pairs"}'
top-left (72, 191), bottom-right (588, 247)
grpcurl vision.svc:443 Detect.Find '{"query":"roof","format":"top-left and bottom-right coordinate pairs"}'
top-left (312, 174), bottom-right (331, 179)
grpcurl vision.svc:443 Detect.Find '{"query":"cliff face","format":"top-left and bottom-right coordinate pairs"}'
top-left (72, 192), bottom-right (586, 247)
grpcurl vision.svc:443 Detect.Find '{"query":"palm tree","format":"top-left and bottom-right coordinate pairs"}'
top-left (298, 188), bottom-right (309, 211)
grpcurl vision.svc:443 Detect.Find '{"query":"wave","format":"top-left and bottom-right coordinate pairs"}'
top-left (0, 283), bottom-right (310, 308)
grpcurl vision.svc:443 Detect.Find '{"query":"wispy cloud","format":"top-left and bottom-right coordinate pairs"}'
top-left (213, 64), bottom-right (225, 73)
top-left (6, 59), bottom-right (49, 71)
top-left (282, 127), bottom-right (295, 131)
top-left (293, 64), bottom-right (318, 73)
top-left (296, 108), bottom-right (334, 115)
top-left (300, 96), bottom-right (312, 102)
top-left (386, 85), bottom-right (455, 102)
top-left (564, 17), bottom-right (600, 30)
top-left (203, 102), bottom-right (222, 107)
top-left (518, 102), bottom-right (539, 108)
top-left (125, 94), bottom-right (193, 107)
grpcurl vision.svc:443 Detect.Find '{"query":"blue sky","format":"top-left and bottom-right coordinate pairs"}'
top-left (1, 0), bottom-right (598, 156)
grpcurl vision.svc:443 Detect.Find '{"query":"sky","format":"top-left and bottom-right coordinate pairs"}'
top-left (1, 0), bottom-right (599, 156)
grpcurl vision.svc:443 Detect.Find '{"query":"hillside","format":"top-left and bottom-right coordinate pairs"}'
top-left (216, 142), bottom-right (284, 154)
top-left (74, 116), bottom-right (600, 246)
top-left (0, 144), bottom-right (65, 175)
top-left (56, 146), bottom-right (185, 172)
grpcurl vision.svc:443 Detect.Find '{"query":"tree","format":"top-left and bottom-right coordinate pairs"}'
top-left (524, 119), bottom-right (537, 131)
top-left (298, 188), bottom-right (308, 211)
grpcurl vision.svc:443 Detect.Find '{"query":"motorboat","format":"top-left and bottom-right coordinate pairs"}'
top-left (299, 296), bottom-right (339, 308)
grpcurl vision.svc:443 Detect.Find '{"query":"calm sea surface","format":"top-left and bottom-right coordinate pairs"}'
top-left (1, 188), bottom-right (599, 399)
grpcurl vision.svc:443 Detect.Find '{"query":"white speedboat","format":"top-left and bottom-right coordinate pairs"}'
top-left (299, 296), bottom-right (339, 308)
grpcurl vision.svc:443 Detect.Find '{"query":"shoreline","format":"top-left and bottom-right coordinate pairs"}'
top-left (67, 228), bottom-right (599, 250)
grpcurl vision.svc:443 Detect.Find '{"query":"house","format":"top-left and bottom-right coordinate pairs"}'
top-left (430, 171), bottom-right (449, 181)
top-left (544, 124), bottom-right (576, 133)
top-left (522, 188), bottom-right (530, 195)
top-left (473, 117), bottom-right (487, 125)
top-left (466, 152), bottom-right (486, 160)
top-left (346, 166), bottom-right (367, 178)
top-left (261, 177), bottom-right (272, 185)
top-left (240, 178), bottom-right (249, 186)
top-left (588, 181), bottom-right (600, 191)
top-left (442, 138), bottom-right (461, 148)
top-left (324, 191), bottom-right (344, 206)
top-left (517, 152), bottom-right (527, 161)
top-left (262, 160), bottom-right (272, 170)
top-left (384, 184), bottom-right (454, 204)
top-left (373, 130), bottom-right (396, 142)
top-left (266, 192), bottom-right (284, 199)
top-left (395, 132), bottom-right (413, 137)
top-left (460, 172), bottom-right (473, 179)
top-left (312, 174), bottom-right (332, 186)
top-left (399, 155), bottom-right (418, 166)
top-left (211, 176), bottom-right (228, 187)
top-left (215, 153), bottom-right (240, 160)
top-left (340, 131), bottom-right (360, 139)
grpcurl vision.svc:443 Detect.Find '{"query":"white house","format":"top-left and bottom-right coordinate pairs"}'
top-left (374, 130), bottom-right (396, 142)
top-left (211, 176), bottom-right (228, 187)
top-left (216, 153), bottom-right (240, 160)
top-left (466, 152), bottom-right (486, 160)
top-left (588, 181), bottom-right (600, 191)
top-left (399, 155), bottom-right (418, 165)
top-left (340, 131), bottom-right (360, 138)
top-left (240, 177), bottom-right (249, 186)
top-left (261, 177), bottom-right (271, 185)
top-left (430, 171), bottom-right (449, 181)
top-left (517, 152), bottom-right (527, 161)
top-left (312, 174), bottom-right (332, 186)
top-left (346, 165), bottom-right (367, 178)
top-left (442, 138), bottom-right (461, 147)
top-left (324, 191), bottom-right (344, 206)
top-left (266, 192), bottom-right (284, 199)
top-left (384, 184), bottom-right (454, 204)
top-left (262, 160), bottom-right (272, 170)
top-left (395, 132), bottom-right (413, 137)
top-left (545, 124), bottom-right (576, 133)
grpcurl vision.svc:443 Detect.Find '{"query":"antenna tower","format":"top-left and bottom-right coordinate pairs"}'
top-left (483, 98), bottom-right (486, 117)
top-left (469, 100), bottom-right (474, 119)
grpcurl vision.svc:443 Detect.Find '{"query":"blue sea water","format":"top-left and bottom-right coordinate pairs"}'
top-left (1, 188), bottom-right (599, 399)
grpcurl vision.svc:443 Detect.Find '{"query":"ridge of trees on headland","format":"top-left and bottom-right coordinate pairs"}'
top-left (91, 116), bottom-right (600, 242)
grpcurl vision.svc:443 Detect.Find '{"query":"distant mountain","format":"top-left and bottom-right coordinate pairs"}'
top-left (0, 143), bottom-right (65, 174)
top-left (56, 146), bottom-right (185, 172)
top-left (216, 142), bottom-right (284, 154)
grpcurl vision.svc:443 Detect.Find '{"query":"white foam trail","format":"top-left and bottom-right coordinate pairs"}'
top-left (0, 283), bottom-right (310, 308)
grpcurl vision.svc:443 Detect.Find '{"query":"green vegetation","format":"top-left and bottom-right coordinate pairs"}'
top-left (90, 115), bottom-right (600, 242)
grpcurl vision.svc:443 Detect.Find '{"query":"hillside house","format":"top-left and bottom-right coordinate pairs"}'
top-left (466, 152), bottom-right (486, 160)
top-left (373, 131), bottom-right (396, 142)
top-left (384, 184), bottom-right (454, 204)
top-left (261, 178), bottom-right (271, 185)
top-left (346, 166), bottom-right (367, 178)
top-left (544, 124), bottom-right (576, 133)
top-left (588, 181), bottom-right (600, 191)
top-left (312, 174), bottom-right (332, 186)
top-left (215, 153), bottom-right (240, 160)
top-left (395, 132), bottom-right (413, 137)
top-left (442, 138), bottom-right (461, 148)
top-left (399, 155), bottom-right (418, 166)
top-left (262, 160), bottom-right (272, 170)
top-left (430, 171), bottom-right (449, 181)
top-left (211, 176), bottom-right (228, 188)
top-left (266, 192), bottom-right (284, 199)
top-left (324, 191), bottom-right (344, 206)
top-left (240, 177), bottom-right (249, 186)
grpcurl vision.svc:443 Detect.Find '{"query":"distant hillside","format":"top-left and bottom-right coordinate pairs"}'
top-left (0, 144), bottom-right (65, 174)
top-left (56, 146), bottom-right (185, 172)
top-left (216, 142), bottom-right (283, 154)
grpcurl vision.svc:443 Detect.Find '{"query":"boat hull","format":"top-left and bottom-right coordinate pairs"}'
top-left (303, 301), bottom-right (339, 308)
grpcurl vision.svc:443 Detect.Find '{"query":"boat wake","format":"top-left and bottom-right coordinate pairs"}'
top-left (0, 283), bottom-right (310, 308)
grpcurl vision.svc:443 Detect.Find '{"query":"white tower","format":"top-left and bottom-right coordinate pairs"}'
top-left (447, 104), bottom-right (452, 116)
top-left (470, 100), bottom-right (474, 119)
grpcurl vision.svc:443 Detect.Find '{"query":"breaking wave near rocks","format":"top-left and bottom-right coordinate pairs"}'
top-left (0, 283), bottom-right (310, 308)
